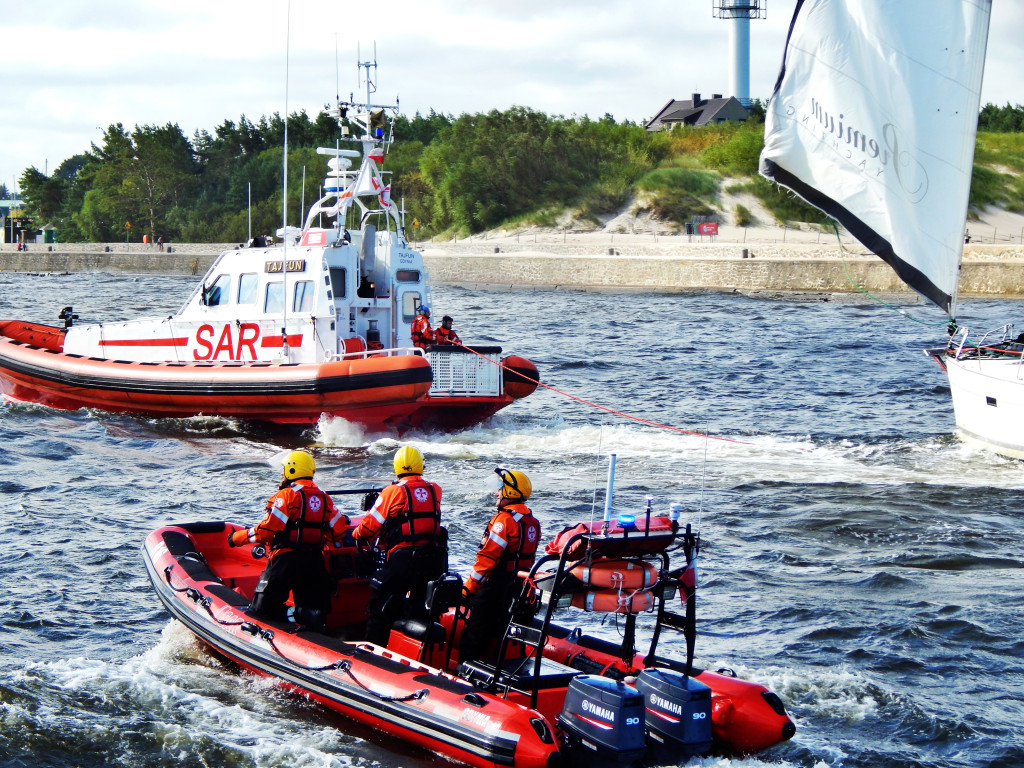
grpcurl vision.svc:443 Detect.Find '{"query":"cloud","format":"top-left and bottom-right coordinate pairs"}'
top-left (1, 0), bottom-right (1017, 189)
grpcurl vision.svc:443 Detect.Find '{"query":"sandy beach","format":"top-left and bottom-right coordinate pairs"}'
top-left (415, 204), bottom-right (1024, 257)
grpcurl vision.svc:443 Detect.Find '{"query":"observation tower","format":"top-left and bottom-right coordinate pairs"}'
top-left (711, 1), bottom-right (767, 106)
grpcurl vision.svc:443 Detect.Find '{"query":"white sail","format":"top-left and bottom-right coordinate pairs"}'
top-left (759, 0), bottom-right (991, 314)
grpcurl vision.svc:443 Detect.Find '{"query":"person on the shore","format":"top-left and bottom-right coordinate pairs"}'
top-left (460, 468), bottom-right (540, 665)
top-left (435, 315), bottom-right (461, 346)
top-left (228, 450), bottom-right (350, 630)
top-left (410, 305), bottom-right (434, 348)
top-left (352, 445), bottom-right (445, 645)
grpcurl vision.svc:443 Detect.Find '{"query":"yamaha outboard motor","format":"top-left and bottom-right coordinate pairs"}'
top-left (557, 675), bottom-right (646, 768)
top-left (635, 668), bottom-right (713, 760)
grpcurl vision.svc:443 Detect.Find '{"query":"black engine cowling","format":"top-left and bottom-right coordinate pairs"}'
top-left (556, 675), bottom-right (646, 768)
top-left (635, 668), bottom-right (713, 760)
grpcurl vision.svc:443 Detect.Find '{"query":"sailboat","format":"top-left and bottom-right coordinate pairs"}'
top-left (757, 0), bottom-right (1016, 456)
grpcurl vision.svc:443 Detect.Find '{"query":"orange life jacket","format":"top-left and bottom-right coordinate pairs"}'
top-left (411, 315), bottom-right (434, 348)
top-left (468, 504), bottom-right (539, 591)
top-left (504, 504), bottom-right (540, 574)
top-left (274, 483), bottom-right (333, 550)
top-left (384, 476), bottom-right (442, 550)
top-left (435, 326), bottom-right (460, 345)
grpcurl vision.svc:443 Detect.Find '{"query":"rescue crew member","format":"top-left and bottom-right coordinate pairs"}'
top-left (435, 315), bottom-right (461, 346)
top-left (228, 450), bottom-right (350, 630)
top-left (352, 445), bottom-right (445, 644)
top-left (459, 468), bottom-right (540, 664)
top-left (410, 305), bottom-right (434, 349)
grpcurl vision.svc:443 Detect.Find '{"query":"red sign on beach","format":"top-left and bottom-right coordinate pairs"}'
top-left (696, 222), bottom-right (719, 235)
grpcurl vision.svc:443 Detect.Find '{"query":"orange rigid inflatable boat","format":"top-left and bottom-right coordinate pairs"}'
top-left (143, 481), bottom-right (795, 767)
top-left (0, 75), bottom-right (537, 431)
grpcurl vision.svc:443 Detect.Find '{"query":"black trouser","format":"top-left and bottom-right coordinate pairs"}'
top-left (250, 548), bottom-right (331, 623)
top-left (365, 544), bottom-right (443, 645)
top-left (459, 573), bottom-right (520, 665)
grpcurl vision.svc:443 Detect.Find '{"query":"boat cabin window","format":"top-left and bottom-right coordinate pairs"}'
top-left (402, 292), bottom-right (422, 322)
top-left (293, 281), bottom-right (314, 312)
top-left (205, 274), bottom-right (231, 307)
top-left (329, 268), bottom-right (347, 299)
top-left (395, 269), bottom-right (421, 283)
top-left (237, 273), bottom-right (258, 304)
top-left (264, 282), bottom-right (284, 314)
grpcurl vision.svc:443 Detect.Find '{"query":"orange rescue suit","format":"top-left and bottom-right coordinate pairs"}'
top-left (352, 475), bottom-right (443, 554)
top-left (230, 479), bottom-right (349, 555)
top-left (410, 315), bottom-right (434, 348)
top-left (435, 326), bottom-right (461, 345)
top-left (466, 501), bottom-right (539, 594)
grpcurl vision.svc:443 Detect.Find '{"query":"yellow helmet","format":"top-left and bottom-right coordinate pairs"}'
top-left (495, 467), bottom-right (531, 500)
top-left (393, 445), bottom-right (424, 476)
top-left (283, 450), bottom-right (316, 480)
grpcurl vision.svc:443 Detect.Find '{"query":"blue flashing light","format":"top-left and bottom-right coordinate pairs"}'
top-left (375, 127), bottom-right (384, 138)
top-left (617, 514), bottom-right (636, 528)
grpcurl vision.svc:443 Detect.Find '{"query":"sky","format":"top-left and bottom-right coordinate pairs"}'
top-left (3, 0), bottom-right (1021, 194)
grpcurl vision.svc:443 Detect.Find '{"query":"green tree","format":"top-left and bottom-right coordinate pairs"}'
top-left (419, 107), bottom-right (661, 234)
top-left (74, 123), bottom-right (136, 241)
top-left (19, 167), bottom-right (65, 221)
top-left (129, 123), bottom-right (198, 241)
top-left (978, 103), bottom-right (1024, 132)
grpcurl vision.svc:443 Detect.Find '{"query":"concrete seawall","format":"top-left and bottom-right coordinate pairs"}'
top-left (3, 241), bottom-right (1024, 298)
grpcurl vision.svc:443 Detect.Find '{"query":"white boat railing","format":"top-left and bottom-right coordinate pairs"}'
top-left (427, 347), bottom-right (502, 397)
top-left (326, 346), bottom-right (424, 362)
top-left (952, 323), bottom-right (1024, 362)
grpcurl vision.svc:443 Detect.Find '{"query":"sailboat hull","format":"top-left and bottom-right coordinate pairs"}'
top-left (930, 350), bottom-right (1024, 459)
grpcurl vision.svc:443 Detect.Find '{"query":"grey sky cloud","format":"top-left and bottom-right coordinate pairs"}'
top-left (2, 0), bottom-right (1018, 190)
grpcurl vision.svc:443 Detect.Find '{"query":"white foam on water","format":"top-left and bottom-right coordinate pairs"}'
top-left (348, 417), bottom-right (1024, 491)
top-left (716, 659), bottom-right (882, 723)
top-left (317, 414), bottom-right (371, 448)
top-left (10, 621), bottom-right (358, 767)
top-left (671, 755), bottom-right (810, 768)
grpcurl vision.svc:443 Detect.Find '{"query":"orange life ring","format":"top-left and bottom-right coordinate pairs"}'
top-left (570, 558), bottom-right (658, 590)
top-left (544, 516), bottom-right (677, 559)
top-left (570, 588), bottom-right (654, 614)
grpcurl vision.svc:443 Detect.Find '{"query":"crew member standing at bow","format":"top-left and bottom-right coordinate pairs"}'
top-left (352, 445), bottom-right (445, 645)
top-left (460, 468), bottom-right (540, 664)
top-left (229, 450), bottom-right (350, 630)
top-left (435, 315), bottom-right (461, 346)
top-left (410, 305), bottom-right (434, 349)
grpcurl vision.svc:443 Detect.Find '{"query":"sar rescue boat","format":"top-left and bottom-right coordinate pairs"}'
top-left (0, 65), bottom-right (537, 431)
top-left (143, 464), bottom-right (795, 768)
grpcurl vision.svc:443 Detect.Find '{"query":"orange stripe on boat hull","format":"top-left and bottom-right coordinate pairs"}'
top-left (0, 338), bottom-right (433, 427)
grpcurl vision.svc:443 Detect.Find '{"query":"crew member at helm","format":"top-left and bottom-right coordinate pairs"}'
top-left (229, 450), bottom-right (350, 630)
top-left (460, 468), bottom-right (540, 664)
top-left (352, 445), bottom-right (446, 644)
top-left (410, 305), bottom-right (434, 349)
top-left (435, 315), bottom-right (461, 346)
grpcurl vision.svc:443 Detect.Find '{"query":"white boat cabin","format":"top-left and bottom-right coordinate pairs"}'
top-left (60, 224), bottom-right (428, 364)
top-left (62, 226), bottom-right (428, 365)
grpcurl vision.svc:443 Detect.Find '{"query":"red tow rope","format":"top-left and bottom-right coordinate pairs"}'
top-left (448, 341), bottom-right (751, 446)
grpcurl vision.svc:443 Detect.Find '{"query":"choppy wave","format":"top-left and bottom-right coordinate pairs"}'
top-left (2, 276), bottom-right (1023, 768)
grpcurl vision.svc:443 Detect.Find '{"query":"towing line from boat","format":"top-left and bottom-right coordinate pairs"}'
top-left (447, 340), bottom-right (752, 445)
